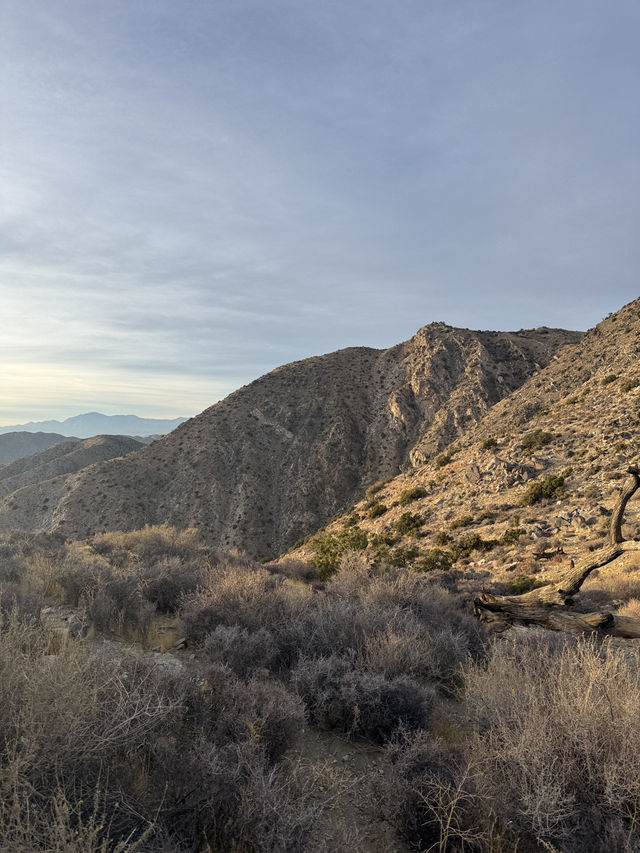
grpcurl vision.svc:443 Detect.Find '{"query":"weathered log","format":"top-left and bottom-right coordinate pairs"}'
top-left (474, 467), bottom-right (640, 637)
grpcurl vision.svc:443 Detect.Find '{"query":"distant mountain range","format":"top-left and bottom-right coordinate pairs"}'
top-left (0, 412), bottom-right (188, 439)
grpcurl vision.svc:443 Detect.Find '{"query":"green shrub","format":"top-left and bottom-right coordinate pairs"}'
top-left (365, 480), bottom-right (387, 501)
top-left (481, 437), bottom-right (498, 451)
top-left (399, 486), bottom-right (428, 506)
top-left (449, 534), bottom-right (497, 562)
top-left (310, 526), bottom-right (368, 579)
top-left (395, 512), bottom-right (424, 537)
top-left (413, 549), bottom-right (453, 572)
top-left (434, 531), bottom-right (452, 546)
top-left (505, 575), bottom-right (548, 595)
top-left (435, 446), bottom-right (458, 469)
top-left (368, 503), bottom-right (388, 519)
top-left (520, 429), bottom-right (553, 453)
top-left (449, 515), bottom-right (474, 531)
top-left (501, 526), bottom-right (526, 545)
top-left (386, 545), bottom-right (420, 567)
top-left (601, 373), bottom-right (617, 385)
top-left (521, 474), bottom-right (565, 506)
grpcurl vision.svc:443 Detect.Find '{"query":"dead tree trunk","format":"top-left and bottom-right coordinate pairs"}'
top-left (474, 466), bottom-right (640, 637)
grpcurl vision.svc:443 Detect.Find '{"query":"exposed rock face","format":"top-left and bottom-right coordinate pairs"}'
top-left (289, 297), bottom-right (640, 583)
top-left (0, 324), bottom-right (580, 556)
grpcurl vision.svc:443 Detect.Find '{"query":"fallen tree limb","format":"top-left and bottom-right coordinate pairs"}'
top-left (474, 467), bottom-right (640, 637)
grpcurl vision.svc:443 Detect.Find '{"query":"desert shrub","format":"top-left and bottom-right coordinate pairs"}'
top-left (270, 557), bottom-right (318, 581)
top-left (292, 655), bottom-right (432, 743)
top-left (399, 486), bottom-right (428, 506)
top-left (449, 514), bottom-right (474, 530)
top-left (503, 575), bottom-right (548, 595)
top-left (365, 480), bottom-right (388, 500)
top-left (203, 625), bottom-right (277, 676)
top-left (413, 549), bottom-right (453, 573)
top-left (462, 636), bottom-right (640, 851)
top-left (385, 544), bottom-right (420, 567)
top-left (0, 583), bottom-right (44, 624)
top-left (449, 533), bottom-right (497, 561)
top-left (0, 615), bottom-right (315, 852)
top-left (435, 446), bottom-right (458, 469)
top-left (601, 373), bottom-right (618, 385)
top-left (480, 437), bottom-right (498, 451)
top-left (395, 512), bottom-right (423, 537)
top-left (434, 531), bottom-right (452, 546)
top-left (332, 567), bottom-right (485, 662)
top-left (81, 575), bottom-right (155, 639)
top-left (198, 663), bottom-right (305, 763)
top-left (369, 530), bottom-right (397, 564)
top-left (271, 596), bottom-right (388, 670)
top-left (364, 621), bottom-right (469, 692)
top-left (380, 731), bottom-right (482, 852)
top-left (501, 525), bottom-right (526, 545)
top-left (522, 429), bottom-right (553, 452)
top-left (90, 524), bottom-right (204, 565)
top-left (308, 526), bottom-right (368, 579)
top-left (152, 738), bottom-right (316, 852)
top-left (0, 539), bottom-right (25, 583)
top-left (368, 502), bottom-right (388, 518)
top-left (179, 564), bottom-right (311, 645)
top-left (141, 556), bottom-right (205, 613)
top-left (0, 617), bottom-right (181, 849)
top-left (520, 429), bottom-right (553, 453)
top-left (582, 574), bottom-right (640, 606)
top-left (521, 474), bottom-right (565, 505)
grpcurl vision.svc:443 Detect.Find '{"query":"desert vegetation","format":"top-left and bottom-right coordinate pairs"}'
top-left (2, 512), bottom-right (640, 851)
top-left (5, 526), bottom-right (640, 852)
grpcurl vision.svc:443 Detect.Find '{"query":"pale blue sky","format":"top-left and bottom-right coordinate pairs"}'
top-left (1, 1), bottom-right (638, 423)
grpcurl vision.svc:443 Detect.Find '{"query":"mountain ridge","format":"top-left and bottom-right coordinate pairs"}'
top-left (0, 412), bottom-right (189, 439)
top-left (0, 322), bottom-right (580, 554)
top-left (287, 297), bottom-right (640, 582)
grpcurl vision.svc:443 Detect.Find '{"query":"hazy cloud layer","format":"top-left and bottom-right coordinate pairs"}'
top-left (1, 1), bottom-right (639, 422)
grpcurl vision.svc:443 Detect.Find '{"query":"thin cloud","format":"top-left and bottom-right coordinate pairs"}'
top-left (1, 0), bottom-right (639, 421)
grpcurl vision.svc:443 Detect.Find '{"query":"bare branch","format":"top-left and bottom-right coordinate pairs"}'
top-left (474, 467), bottom-right (640, 637)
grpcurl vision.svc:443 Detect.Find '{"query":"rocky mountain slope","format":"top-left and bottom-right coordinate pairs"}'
top-left (0, 325), bottom-right (579, 556)
top-left (0, 435), bottom-right (143, 501)
top-left (0, 432), bottom-right (74, 466)
top-left (288, 298), bottom-right (640, 587)
top-left (0, 412), bottom-right (188, 438)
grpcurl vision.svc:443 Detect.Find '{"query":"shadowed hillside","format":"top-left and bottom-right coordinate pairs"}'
top-left (0, 435), bottom-right (143, 501)
top-left (0, 432), bottom-right (74, 466)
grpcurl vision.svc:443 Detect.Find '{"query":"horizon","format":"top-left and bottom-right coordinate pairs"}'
top-left (0, 411), bottom-right (190, 429)
top-left (0, 301), bottom-right (627, 425)
top-left (2, 1), bottom-right (639, 423)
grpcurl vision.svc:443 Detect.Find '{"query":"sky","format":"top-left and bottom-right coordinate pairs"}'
top-left (1, 0), bottom-right (639, 424)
